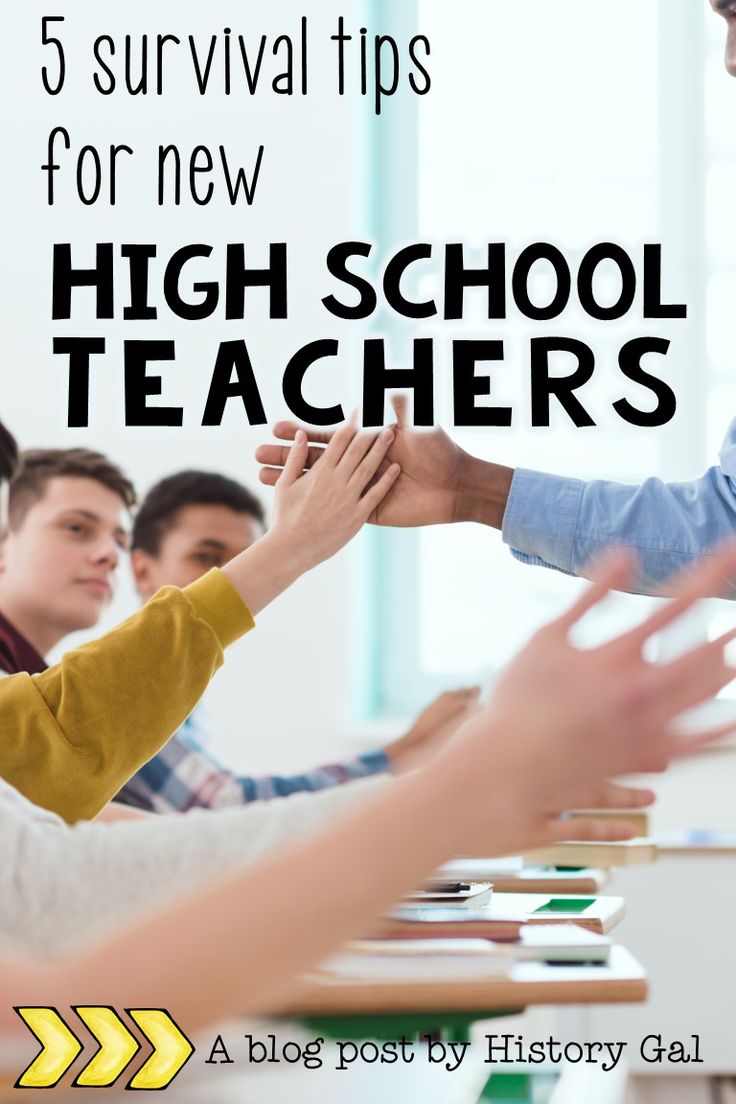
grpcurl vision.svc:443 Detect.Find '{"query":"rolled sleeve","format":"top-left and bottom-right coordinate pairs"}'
top-left (502, 455), bottom-right (736, 597)
top-left (502, 467), bottom-right (584, 576)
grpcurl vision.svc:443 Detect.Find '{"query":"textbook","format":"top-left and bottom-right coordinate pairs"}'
top-left (378, 908), bottom-right (523, 944)
top-left (321, 925), bottom-right (611, 981)
top-left (515, 925), bottom-right (611, 966)
top-left (525, 840), bottom-right (659, 869)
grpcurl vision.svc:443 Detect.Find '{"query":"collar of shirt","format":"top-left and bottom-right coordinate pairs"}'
top-left (0, 611), bottom-right (47, 675)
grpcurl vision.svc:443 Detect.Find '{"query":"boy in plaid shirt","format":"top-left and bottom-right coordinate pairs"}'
top-left (119, 470), bottom-right (478, 812)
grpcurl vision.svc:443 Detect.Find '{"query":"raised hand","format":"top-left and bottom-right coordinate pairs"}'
top-left (256, 397), bottom-right (505, 527)
top-left (269, 424), bottom-right (400, 570)
top-left (223, 423), bottom-right (400, 614)
top-left (438, 544), bottom-right (736, 857)
top-left (384, 686), bottom-right (482, 773)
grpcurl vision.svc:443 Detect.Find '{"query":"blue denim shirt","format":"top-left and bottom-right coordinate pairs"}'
top-left (503, 418), bottom-right (736, 596)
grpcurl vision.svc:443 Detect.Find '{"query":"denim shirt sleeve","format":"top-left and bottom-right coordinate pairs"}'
top-left (502, 419), bottom-right (736, 597)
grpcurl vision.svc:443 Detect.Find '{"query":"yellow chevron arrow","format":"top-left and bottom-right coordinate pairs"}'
top-left (72, 1006), bottom-right (140, 1088)
top-left (126, 1009), bottom-right (194, 1090)
top-left (14, 1007), bottom-right (82, 1088)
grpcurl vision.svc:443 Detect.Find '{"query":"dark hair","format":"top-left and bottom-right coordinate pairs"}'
top-left (9, 448), bottom-right (136, 529)
top-left (0, 420), bottom-right (19, 482)
top-left (132, 470), bottom-right (265, 555)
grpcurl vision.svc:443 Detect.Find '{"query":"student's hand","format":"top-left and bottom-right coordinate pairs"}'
top-left (475, 779), bottom-right (659, 858)
top-left (435, 545), bottom-right (736, 857)
top-left (223, 424), bottom-right (400, 615)
top-left (384, 687), bottom-right (481, 774)
top-left (268, 424), bottom-right (401, 571)
top-left (256, 397), bottom-right (513, 528)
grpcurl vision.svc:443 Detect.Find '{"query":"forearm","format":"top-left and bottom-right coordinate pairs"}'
top-left (21, 757), bottom-right (488, 1029)
top-left (94, 804), bottom-right (151, 823)
top-left (221, 530), bottom-right (311, 616)
top-left (12, 573), bottom-right (252, 822)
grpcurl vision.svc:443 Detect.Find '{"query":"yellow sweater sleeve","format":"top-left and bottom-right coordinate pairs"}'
top-left (0, 570), bottom-right (254, 823)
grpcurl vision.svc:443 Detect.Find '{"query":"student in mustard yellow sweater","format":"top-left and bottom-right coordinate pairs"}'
top-left (0, 419), bottom-right (401, 822)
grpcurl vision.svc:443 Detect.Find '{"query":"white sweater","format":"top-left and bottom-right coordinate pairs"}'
top-left (0, 775), bottom-right (386, 955)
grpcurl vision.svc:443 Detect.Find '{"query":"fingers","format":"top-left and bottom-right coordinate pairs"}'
top-left (339, 427), bottom-right (390, 476)
top-left (651, 629), bottom-right (736, 720)
top-left (361, 463), bottom-right (401, 515)
top-left (272, 421), bottom-right (335, 446)
top-left (444, 686), bottom-right (482, 712)
top-left (390, 394), bottom-right (409, 426)
top-left (322, 416), bottom-right (361, 467)
top-left (580, 780), bottom-right (656, 809)
top-left (348, 429), bottom-right (396, 489)
top-left (617, 541), bottom-right (736, 653)
top-left (256, 443), bottom-right (325, 470)
top-left (554, 549), bottom-right (638, 633)
top-left (278, 430), bottom-right (309, 488)
top-left (671, 720), bottom-right (736, 758)
top-left (259, 467), bottom-right (282, 488)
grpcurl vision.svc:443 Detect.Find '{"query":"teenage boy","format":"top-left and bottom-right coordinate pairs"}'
top-left (0, 422), bottom-right (402, 821)
top-left (0, 448), bottom-right (135, 673)
top-left (119, 469), bottom-right (477, 812)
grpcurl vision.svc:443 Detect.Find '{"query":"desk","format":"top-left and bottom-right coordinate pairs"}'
top-left (281, 946), bottom-right (647, 1019)
top-left (1, 952), bottom-right (645, 1104)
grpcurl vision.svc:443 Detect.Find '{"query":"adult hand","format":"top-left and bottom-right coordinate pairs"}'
top-left (256, 397), bottom-right (514, 528)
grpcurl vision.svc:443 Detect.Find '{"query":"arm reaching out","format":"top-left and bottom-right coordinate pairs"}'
top-left (5, 543), bottom-right (735, 1031)
top-left (257, 397), bottom-right (513, 528)
top-left (257, 408), bottom-right (736, 598)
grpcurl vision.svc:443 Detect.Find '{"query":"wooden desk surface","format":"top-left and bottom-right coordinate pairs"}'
top-left (490, 868), bottom-right (610, 895)
top-left (282, 946), bottom-right (647, 1017)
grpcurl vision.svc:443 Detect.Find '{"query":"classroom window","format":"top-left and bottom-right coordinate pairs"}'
top-left (365, 0), bottom-right (736, 718)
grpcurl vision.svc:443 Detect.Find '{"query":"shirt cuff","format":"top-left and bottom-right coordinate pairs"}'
top-left (183, 569), bottom-right (255, 648)
top-left (502, 468), bottom-right (585, 573)
top-left (358, 749), bottom-right (393, 775)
